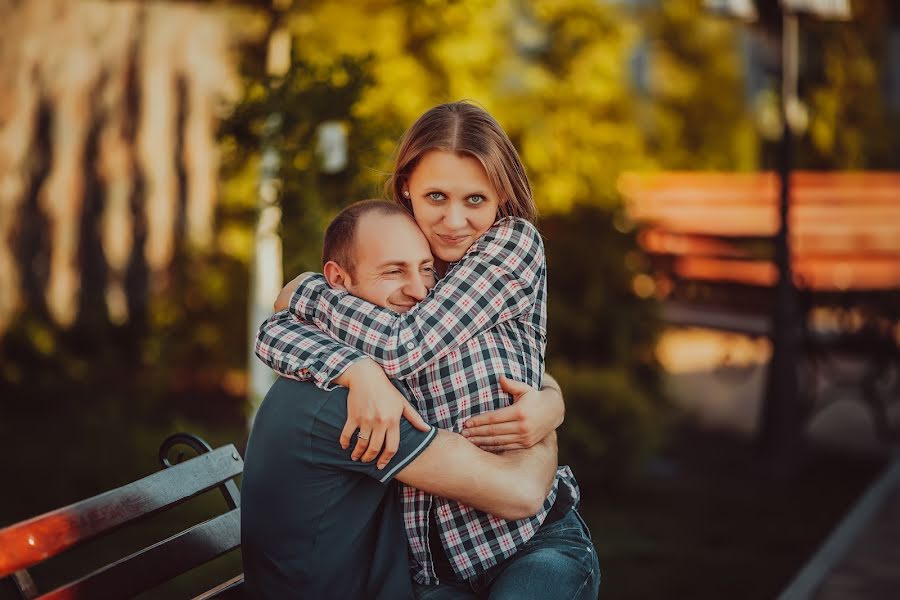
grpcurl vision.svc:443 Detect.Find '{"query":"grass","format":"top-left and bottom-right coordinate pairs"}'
top-left (577, 426), bottom-right (885, 599)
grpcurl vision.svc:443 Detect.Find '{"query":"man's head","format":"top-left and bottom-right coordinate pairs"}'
top-left (322, 200), bottom-right (436, 313)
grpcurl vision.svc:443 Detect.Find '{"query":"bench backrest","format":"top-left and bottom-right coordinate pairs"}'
top-left (0, 437), bottom-right (243, 599)
top-left (620, 171), bottom-right (900, 293)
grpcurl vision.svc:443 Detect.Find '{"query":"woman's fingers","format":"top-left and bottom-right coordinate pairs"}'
top-left (403, 401), bottom-right (430, 432)
top-left (340, 417), bottom-right (359, 450)
top-left (462, 421), bottom-right (522, 439)
top-left (498, 375), bottom-right (534, 399)
top-left (377, 426), bottom-right (400, 470)
top-left (360, 426), bottom-right (387, 463)
top-left (348, 413), bottom-right (374, 459)
top-left (351, 430), bottom-right (372, 460)
top-left (462, 412), bottom-right (522, 439)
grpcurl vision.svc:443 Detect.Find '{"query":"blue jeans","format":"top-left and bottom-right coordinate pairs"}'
top-left (414, 508), bottom-right (600, 600)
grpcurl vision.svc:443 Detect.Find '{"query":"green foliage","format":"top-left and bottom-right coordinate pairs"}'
top-left (543, 204), bottom-right (659, 370)
top-left (221, 54), bottom-right (391, 274)
top-left (542, 204), bottom-right (665, 485)
top-left (799, 1), bottom-right (900, 169)
top-left (640, 0), bottom-right (759, 170)
top-left (9, 0), bottom-right (896, 494)
top-left (553, 362), bottom-right (665, 487)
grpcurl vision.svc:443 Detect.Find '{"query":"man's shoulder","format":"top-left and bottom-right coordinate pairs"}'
top-left (267, 377), bottom-right (348, 402)
top-left (254, 377), bottom-right (349, 430)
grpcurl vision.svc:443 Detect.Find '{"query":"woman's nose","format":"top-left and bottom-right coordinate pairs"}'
top-left (442, 201), bottom-right (467, 229)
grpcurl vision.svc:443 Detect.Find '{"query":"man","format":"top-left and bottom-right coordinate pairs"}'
top-left (242, 200), bottom-right (562, 599)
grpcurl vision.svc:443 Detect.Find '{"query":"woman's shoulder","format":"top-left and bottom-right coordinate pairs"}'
top-left (464, 217), bottom-right (544, 262)
top-left (486, 217), bottom-right (542, 247)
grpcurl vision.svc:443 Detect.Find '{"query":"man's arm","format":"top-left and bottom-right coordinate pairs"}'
top-left (394, 430), bottom-right (558, 521)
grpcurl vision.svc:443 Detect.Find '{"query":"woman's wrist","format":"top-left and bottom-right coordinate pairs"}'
top-left (335, 357), bottom-right (380, 388)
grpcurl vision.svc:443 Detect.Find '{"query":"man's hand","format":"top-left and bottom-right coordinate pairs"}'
top-left (461, 375), bottom-right (564, 451)
top-left (336, 359), bottom-right (430, 469)
top-left (273, 272), bottom-right (315, 312)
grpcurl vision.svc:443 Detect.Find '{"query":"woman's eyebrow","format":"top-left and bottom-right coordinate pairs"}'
top-left (421, 183), bottom-right (490, 196)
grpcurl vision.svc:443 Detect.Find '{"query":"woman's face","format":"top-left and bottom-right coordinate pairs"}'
top-left (404, 150), bottom-right (501, 264)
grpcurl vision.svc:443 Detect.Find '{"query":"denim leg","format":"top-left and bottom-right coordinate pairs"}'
top-left (486, 509), bottom-right (600, 600)
top-left (413, 580), bottom-right (480, 600)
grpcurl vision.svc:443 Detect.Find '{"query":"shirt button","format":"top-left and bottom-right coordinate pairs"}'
top-left (406, 342), bottom-right (415, 350)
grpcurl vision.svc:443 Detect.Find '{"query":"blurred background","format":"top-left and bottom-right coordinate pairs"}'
top-left (1, 0), bottom-right (898, 598)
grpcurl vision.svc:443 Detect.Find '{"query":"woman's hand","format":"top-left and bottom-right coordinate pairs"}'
top-left (336, 358), bottom-right (431, 469)
top-left (273, 272), bottom-right (314, 312)
top-left (461, 375), bottom-right (564, 452)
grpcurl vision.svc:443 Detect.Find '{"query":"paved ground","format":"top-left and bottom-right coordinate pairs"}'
top-left (658, 327), bottom-right (900, 600)
top-left (813, 473), bottom-right (900, 599)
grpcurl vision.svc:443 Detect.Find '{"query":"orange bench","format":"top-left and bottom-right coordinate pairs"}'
top-left (0, 434), bottom-right (244, 599)
top-left (621, 171), bottom-right (900, 439)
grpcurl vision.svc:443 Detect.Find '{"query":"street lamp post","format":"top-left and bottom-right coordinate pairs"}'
top-left (758, 0), bottom-right (851, 470)
top-left (705, 0), bottom-right (851, 469)
top-left (758, 8), bottom-right (803, 469)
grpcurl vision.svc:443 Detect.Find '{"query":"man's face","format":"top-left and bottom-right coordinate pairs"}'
top-left (341, 212), bottom-right (437, 313)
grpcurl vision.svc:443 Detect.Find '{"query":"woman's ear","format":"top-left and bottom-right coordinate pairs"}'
top-left (323, 261), bottom-right (352, 290)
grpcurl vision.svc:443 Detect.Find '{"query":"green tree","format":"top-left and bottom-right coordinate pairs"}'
top-left (640, 0), bottom-right (758, 170)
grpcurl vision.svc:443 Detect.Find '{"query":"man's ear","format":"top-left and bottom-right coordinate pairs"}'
top-left (323, 261), bottom-right (352, 291)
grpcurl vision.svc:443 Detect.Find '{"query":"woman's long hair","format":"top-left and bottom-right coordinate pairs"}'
top-left (386, 101), bottom-right (537, 223)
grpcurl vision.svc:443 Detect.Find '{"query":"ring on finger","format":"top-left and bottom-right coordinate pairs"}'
top-left (357, 431), bottom-right (371, 441)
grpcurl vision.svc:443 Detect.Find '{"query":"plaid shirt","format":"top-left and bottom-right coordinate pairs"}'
top-left (255, 217), bottom-right (580, 584)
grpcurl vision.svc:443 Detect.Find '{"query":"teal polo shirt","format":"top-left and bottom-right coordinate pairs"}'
top-left (242, 377), bottom-right (436, 599)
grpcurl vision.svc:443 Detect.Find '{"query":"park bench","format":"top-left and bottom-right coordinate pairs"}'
top-left (620, 171), bottom-right (900, 440)
top-left (0, 433), bottom-right (244, 599)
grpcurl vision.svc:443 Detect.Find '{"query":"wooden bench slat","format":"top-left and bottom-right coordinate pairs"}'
top-left (640, 228), bottom-right (900, 258)
top-left (0, 445), bottom-right (243, 579)
top-left (628, 206), bottom-right (900, 238)
top-left (192, 573), bottom-right (245, 600)
top-left (619, 171), bottom-right (900, 206)
top-left (672, 256), bottom-right (900, 291)
top-left (625, 188), bottom-right (900, 207)
top-left (36, 509), bottom-right (241, 600)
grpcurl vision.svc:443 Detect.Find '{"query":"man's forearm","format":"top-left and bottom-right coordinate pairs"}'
top-left (395, 429), bottom-right (558, 520)
top-left (541, 373), bottom-right (565, 429)
top-left (542, 373), bottom-right (561, 396)
top-left (497, 430), bottom-right (558, 500)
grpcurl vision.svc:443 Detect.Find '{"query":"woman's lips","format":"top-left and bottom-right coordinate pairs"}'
top-left (437, 234), bottom-right (469, 246)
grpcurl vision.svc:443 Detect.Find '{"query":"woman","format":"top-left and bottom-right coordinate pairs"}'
top-left (256, 101), bottom-right (599, 599)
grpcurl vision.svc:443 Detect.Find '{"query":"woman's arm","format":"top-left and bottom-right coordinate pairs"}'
top-left (287, 218), bottom-right (545, 379)
top-left (255, 310), bottom-right (367, 390)
top-left (256, 312), bottom-right (430, 467)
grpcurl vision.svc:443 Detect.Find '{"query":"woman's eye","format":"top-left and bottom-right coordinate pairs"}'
top-left (467, 195), bottom-right (486, 205)
top-left (428, 192), bottom-right (445, 202)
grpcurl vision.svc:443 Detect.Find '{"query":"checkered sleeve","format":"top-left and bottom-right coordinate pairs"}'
top-left (254, 310), bottom-right (366, 391)
top-left (288, 217), bottom-right (545, 379)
